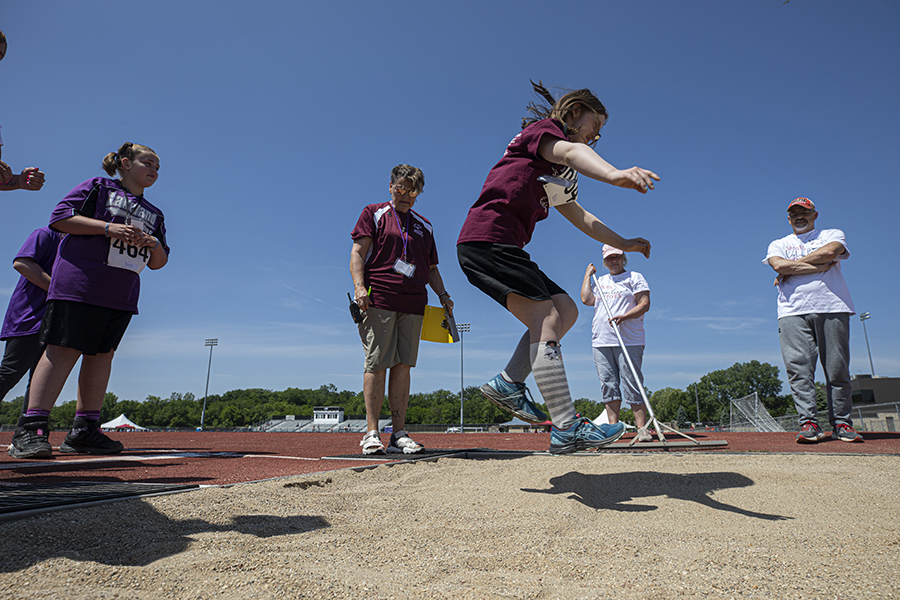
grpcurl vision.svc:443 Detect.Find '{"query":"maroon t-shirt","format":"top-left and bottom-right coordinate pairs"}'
top-left (457, 118), bottom-right (576, 248)
top-left (351, 201), bottom-right (438, 316)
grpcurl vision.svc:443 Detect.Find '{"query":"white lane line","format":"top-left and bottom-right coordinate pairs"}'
top-left (241, 454), bottom-right (319, 461)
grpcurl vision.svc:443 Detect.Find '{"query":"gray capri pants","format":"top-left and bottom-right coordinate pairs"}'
top-left (593, 346), bottom-right (645, 409)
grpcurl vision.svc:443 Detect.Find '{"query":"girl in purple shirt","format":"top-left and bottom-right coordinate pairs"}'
top-left (9, 142), bottom-right (169, 459)
top-left (457, 81), bottom-right (659, 454)
top-left (0, 227), bottom-right (62, 414)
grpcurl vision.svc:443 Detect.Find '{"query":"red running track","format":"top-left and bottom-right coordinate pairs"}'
top-left (2, 430), bottom-right (898, 487)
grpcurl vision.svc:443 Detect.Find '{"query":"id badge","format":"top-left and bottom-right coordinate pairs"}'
top-left (108, 236), bottom-right (150, 274)
top-left (393, 258), bottom-right (416, 278)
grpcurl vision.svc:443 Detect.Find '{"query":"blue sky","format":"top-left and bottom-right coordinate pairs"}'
top-left (1, 0), bottom-right (897, 408)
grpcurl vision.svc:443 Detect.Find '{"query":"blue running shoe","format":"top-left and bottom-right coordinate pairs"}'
top-left (480, 375), bottom-right (548, 424)
top-left (549, 417), bottom-right (626, 455)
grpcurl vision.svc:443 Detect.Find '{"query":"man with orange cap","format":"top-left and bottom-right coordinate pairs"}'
top-left (764, 198), bottom-right (862, 444)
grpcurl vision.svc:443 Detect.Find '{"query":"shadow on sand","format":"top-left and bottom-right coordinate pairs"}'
top-left (522, 470), bottom-right (791, 520)
top-left (0, 500), bottom-right (329, 573)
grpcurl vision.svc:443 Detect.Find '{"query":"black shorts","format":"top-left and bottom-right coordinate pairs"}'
top-left (39, 300), bottom-right (133, 355)
top-left (457, 242), bottom-right (566, 309)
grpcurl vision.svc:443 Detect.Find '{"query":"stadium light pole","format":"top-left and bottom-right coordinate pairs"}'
top-left (458, 323), bottom-right (471, 432)
top-left (693, 383), bottom-right (700, 424)
top-left (200, 338), bottom-right (218, 430)
top-left (860, 313), bottom-right (874, 376)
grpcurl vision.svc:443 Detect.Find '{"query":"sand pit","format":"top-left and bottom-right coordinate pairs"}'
top-left (1, 452), bottom-right (897, 599)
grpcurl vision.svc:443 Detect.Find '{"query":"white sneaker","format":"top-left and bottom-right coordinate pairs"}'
top-left (636, 427), bottom-right (653, 443)
top-left (360, 430), bottom-right (385, 455)
top-left (386, 430), bottom-right (423, 454)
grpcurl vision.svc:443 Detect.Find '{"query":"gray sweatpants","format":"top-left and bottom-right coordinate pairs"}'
top-left (778, 313), bottom-right (852, 428)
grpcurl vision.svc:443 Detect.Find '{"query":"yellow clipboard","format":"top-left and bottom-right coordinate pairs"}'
top-left (420, 305), bottom-right (458, 343)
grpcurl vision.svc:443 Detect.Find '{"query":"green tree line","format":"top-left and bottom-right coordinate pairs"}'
top-left (648, 360), bottom-right (827, 425)
top-left (1, 361), bottom-right (819, 429)
top-left (0, 383), bottom-right (608, 430)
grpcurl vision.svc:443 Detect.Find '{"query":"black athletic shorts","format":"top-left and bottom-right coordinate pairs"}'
top-left (39, 300), bottom-right (133, 355)
top-left (457, 242), bottom-right (566, 309)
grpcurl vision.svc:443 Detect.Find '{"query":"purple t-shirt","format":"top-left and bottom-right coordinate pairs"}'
top-left (48, 177), bottom-right (169, 313)
top-left (457, 118), bottom-right (574, 248)
top-left (1, 227), bottom-right (63, 339)
top-left (351, 201), bottom-right (438, 315)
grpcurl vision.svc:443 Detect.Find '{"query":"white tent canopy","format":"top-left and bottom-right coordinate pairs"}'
top-left (100, 414), bottom-right (147, 430)
top-left (499, 417), bottom-right (533, 426)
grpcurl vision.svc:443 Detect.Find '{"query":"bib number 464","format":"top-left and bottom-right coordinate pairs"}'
top-left (108, 238), bottom-right (150, 274)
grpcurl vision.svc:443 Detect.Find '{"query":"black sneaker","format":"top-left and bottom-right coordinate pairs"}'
top-left (59, 427), bottom-right (124, 455)
top-left (8, 419), bottom-right (53, 459)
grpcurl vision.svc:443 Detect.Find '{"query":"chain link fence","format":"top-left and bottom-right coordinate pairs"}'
top-left (724, 395), bottom-right (900, 433)
top-left (771, 401), bottom-right (900, 433)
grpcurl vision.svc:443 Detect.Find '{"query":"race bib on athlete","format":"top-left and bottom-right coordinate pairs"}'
top-left (108, 237), bottom-right (150, 274)
top-left (538, 172), bottom-right (578, 207)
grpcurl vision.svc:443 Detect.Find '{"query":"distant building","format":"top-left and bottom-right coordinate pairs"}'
top-left (313, 406), bottom-right (345, 425)
top-left (850, 376), bottom-right (900, 432)
top-left (851, 375), bottom-right (900, 404)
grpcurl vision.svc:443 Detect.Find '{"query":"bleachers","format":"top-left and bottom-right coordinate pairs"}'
top-left (261, 417), bottom-right (386, 433)
top-left (333, 418), bottom-right (367, 433)
top-left (264, 419), bottom-right (310, 432)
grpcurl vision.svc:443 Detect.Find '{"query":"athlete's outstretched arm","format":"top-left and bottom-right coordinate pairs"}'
top-left (556, 201), bottom-right (650, 258)
top-left (538, 137), bottom-right (659, 193)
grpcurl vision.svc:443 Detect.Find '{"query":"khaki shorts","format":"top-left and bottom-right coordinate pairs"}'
top-left (358, 307), bottom-right (424, 372)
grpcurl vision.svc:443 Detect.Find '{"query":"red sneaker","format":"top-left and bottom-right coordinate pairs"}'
top-left (796, 422), bottom-right (827, 443)
top-left (831, 424), bottom-right (863, 443)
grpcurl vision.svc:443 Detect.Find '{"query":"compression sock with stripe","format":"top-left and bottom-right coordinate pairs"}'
top-left (530, 341), bottom-right (576, 429)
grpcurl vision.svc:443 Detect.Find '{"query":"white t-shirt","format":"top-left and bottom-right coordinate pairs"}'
top-left (764, 228), bottom-right (855, 319)
top-left (590, 271), bottom-right (650, 347)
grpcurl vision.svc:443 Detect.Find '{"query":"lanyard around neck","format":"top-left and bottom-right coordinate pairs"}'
top-left (116, 180), bottom-right (144, 224)
top-left (391, 203), bottom-right (410, 259)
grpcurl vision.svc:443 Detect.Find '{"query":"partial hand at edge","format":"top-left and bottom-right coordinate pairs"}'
top-left (19, 167), bottom-right (45, 191)
top-left (621, 237), bottom-right (651, 259)
top-left (607, 167), bottom-right (660, 193)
